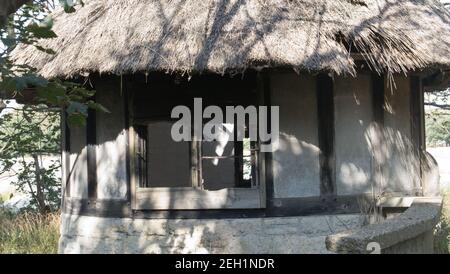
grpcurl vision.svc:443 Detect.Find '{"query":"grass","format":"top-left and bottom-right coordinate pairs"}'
top-left (0, 209), bottom-right (60, 254)
top-left (0, 192), bottom-right (11, 203)
top-left (434, 187), bottom-right (450, 254)
top-left (0, 189), bottom-right (447, 254)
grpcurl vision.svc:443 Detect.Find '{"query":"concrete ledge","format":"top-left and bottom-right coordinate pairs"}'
top-left (325, 197), bottom-right (442, 254)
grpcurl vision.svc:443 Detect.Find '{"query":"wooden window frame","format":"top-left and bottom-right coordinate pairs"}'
top-left (130, 121), bottom-right (265, 210)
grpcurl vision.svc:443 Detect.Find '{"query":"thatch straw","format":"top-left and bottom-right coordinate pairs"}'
top-left (11, 0), bottom-right (450, 78)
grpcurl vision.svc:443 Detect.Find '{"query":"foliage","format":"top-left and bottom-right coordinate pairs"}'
top-left (434, 187), bottom-right (450, 254)
top-left (426, 109), bottom-right (450, 147)
top-left (0, 104), bottom-right (61, 212)
top-left (0, 208), bottom-right (59, 254)
top-left (425, 89), bottom-right (450, 147)
top-left (0, 0), bottom-right (106, 127)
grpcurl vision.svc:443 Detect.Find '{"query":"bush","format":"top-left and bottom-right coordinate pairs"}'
top-left (434, 187), bottom-right (450, 254)
top-left (0, 209), bottom-right (59, 254)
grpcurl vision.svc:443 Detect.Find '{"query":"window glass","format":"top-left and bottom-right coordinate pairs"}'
top-left (147, 121), bottom-right (191, 188)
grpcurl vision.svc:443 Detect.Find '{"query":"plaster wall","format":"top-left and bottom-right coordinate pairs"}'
top-left (95, 79), bottom-right (128, 199)
top-left (383, 76), bottom-right (419, 194)
top-left (334, 74), bottom-right (373, 195)
top-left (68, 125), bottom-right (88, 198)
top-left (270, 73), bottom-right (320, 198)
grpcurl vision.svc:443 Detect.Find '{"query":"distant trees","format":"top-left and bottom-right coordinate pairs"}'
top-left (0, 0), bottom-right (101, 214)
top-left (425, 88), bottom-right (450, 147)
top-left (0, 105), bottom-right (61, 213)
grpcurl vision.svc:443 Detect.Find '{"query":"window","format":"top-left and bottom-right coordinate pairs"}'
top-left (130, 74), bottom-right (264, 210)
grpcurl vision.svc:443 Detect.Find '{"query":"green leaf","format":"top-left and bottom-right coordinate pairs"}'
top-left (70, 87), bottom-right (95, 97)
top-left (23, 74), bottom-right (49, 87)
top-left (87, 101), bottom-right (110, 113)
top-left (35, 45), bottom-right (56, 55)
top-left (59, 0), bottom-right (77, 13)
top-left (0, 75), bottom-right (48, 93)
top-left (37, 82), bottom-right (66, 105)
top-left (41, 17), bottom-right (54, 29)
top-left (67, 112), bottom-right (86, 127)
top-left (67, 101), bottom-right (88, 116)
top-left (26, 23), bottom-right (57, 39)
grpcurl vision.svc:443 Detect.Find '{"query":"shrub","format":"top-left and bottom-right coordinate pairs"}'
top-left (0, 209), bottom-right (59, 254)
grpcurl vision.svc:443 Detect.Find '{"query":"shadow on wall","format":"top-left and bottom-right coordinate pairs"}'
top-left (65, 76), bottom-right (128, 200)
top-left (366, 123), bottom-right (421, 196)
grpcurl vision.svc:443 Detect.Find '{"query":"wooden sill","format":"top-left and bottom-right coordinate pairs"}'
top-left (134, 187), bottom-right (262, 210)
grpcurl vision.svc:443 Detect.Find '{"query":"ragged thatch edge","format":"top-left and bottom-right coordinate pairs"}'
top-left (9, 0), bottom-right (450, 79)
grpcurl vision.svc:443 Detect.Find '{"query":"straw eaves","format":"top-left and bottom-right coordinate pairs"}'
top-left (11, 0), bottom-right (450, 78)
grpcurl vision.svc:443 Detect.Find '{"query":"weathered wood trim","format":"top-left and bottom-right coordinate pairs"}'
top-left (316, 73), bottom-right (335, 198)
top-left (234, 138), bottom-right (244, 187)
top-left (128, 83), bottom-right (138, 208)
top-left (372, 74), bottom-right (385, 125)
top-left (261, 71), bottom-right (274, 208)
top-left (63, 110), bottom-right (71, 197)
top-left (129, 126), bottom-right (137, 210)
top-left (134, 187), bottom-right (261, 210)
top-left (410, 76), bottom-right (422, 150)
top-left (64, 198), bottom-right (131, 218)
top-left (124, 80), bottom-right (131, 202)
top-left (266, 195), bottom-right (365, 217)
top-left (190, 140), bottom-right (201, 188)
top-left (86, 102), bottom-right (97, 199)
top-left (371, 73), bottom-right (385, 196)
top-left (419, 80), bottom-right (426, 150)
top-left (410, 75), bottom-right (423, 195)
top-left (62, 195), bottom-right (364, 219)
top-left (253, 72), bottom-right (267, 208)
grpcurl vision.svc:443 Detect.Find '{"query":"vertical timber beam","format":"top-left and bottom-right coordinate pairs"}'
top-left (63, 109), bottom-right (71, 198)
top-left (410, 75), bottom-right (423, 195)
top-left (372, 73), bottom-right (385, 196)
top-left (124, 78), bottom-right (131, 202)
top-left (255, 71), bottom-right (267, 208)
top-left (317, 73), bottom-right (335, 200)
top-left (262, 71), bottom-right (274, 208)
top-left (372, 74), bottom-right (385, 125)
top-left (86, 95), bottom-right (97, 199)
top-left (410, 76), bottom-right (423, 149)
top-left (190, 140), bottom-right (201, 188)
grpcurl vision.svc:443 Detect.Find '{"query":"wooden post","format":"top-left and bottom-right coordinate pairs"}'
top-left (371, 73), bottom-right (385, 197)
top-left (316, 73), bottom-right (336, 199)
top-left (410, 76), bottom-right (423, 195)
top-left (86, 97), bottom-right (97, 199)
top-left (63, 109), bottom-right (71, 198)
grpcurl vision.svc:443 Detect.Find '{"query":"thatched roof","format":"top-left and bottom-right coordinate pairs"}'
top-left (11, 0), bottom-right (450, 78)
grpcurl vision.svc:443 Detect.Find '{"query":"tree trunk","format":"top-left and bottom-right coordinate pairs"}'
top-left (33, 153), bottom-right (48, 214)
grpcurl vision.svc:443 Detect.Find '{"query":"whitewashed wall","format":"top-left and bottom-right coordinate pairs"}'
top-left (334, 74), bottom-right (373, 195)
top-left (382, 76), bottom-right (420, 194)
top-left (270, 73), bottom-right (321, 198)
top-left (95, 79), bottom-right (128, 199)
top-left (68, 126), bottom-right (88, 198)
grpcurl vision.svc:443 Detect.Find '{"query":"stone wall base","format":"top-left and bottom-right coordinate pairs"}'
top-left (59, 213), bottom-right (363, 254)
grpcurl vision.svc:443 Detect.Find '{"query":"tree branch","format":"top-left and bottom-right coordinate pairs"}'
top-left (0, 0), bottom-right (31, 27)
top-left (424, 102), bottom-right (450, 109)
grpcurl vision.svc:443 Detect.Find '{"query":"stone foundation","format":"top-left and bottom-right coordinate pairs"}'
top-left (326, 197), bottom-right (442, 254)
top-left (59, 213), bottom-right (363, 254)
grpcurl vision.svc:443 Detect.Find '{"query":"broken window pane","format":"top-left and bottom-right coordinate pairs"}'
top-left (201, 123), bottom-right (254, 190)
